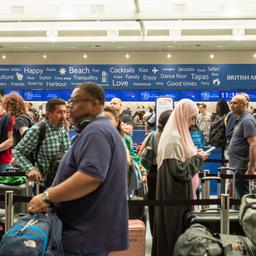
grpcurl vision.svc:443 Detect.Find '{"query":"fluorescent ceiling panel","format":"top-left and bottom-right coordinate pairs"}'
top-left (144, 20), bottom-right (256, 30)
top-left (1, 35), bottom-right (256, 43)
top-left (0, 21), bottom-right (140, 31)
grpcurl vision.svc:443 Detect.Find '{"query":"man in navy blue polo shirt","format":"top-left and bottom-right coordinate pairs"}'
top-left (228, 94), bottom-right (256, 199)
top-left (29, 83), bottom-right (129, 256)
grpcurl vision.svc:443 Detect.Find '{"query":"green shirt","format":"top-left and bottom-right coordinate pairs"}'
top-left (13, 119), bottom-right (70, 175)
top-left (123, 134), bottom-right (146, 176)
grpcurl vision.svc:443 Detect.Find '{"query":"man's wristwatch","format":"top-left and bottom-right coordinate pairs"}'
top-left (41, 190), bottom-right (54, 205)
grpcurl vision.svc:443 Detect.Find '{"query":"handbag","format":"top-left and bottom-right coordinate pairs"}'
top-left (128, 160), bottom-right (142, 191)
top-left (140, 132), bottom-right (156, 170)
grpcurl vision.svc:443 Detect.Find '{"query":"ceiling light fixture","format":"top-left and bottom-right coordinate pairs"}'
top-left (169, 29), bottom-right (181, 37)
top-left (253, 53), bottom-right (256, 58)
top-left (166, 53), bottom-right (172, 58)
top-left (125, 53), bottom-right (130, 59)
top-left (210, 54), bottom-right (215, 59)
top-left (43, 54), bottom-right (47, 59)
top-left (2, 54), bottom-right (6, 59)
top-left (83, 54), bottom-right (88, 59)
top-left (47, 30), bottom-right (58, 43)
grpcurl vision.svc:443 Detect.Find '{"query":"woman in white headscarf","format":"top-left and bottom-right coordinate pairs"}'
top-left (152, 99), bottom-right (208, 256)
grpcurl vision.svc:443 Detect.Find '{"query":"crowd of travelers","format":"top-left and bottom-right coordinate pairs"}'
top-left (0, 86), bottom-right (256, 256)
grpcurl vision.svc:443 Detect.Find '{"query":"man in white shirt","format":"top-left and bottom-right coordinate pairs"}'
top-left (196, 103), bottom-right (212, 145)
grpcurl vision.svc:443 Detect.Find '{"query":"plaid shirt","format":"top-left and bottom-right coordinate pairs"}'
top-left (13, 119), bottom-right (70, 174)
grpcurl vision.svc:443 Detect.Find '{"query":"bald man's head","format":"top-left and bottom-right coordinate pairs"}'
top-left (230, 94), bottom-right (247, 115)
top-left (110, 97), bottom-right (122, 113)
top-left (238, 92), bottom-right (250, 108)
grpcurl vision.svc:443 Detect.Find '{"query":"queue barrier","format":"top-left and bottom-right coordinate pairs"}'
top-left (0, 191), bottom-right (241, 236)
top-left (0, 171), bottom-right (254, 235)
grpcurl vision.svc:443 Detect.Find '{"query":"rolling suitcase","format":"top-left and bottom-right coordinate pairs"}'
top-left (184, 175), bottom-right (244, 235)
top-left (109, 220), bottom-right (146, 256)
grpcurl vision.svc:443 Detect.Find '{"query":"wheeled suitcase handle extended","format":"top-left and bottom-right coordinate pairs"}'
top-left (201, 177), bottom-right (222, 182)
top-left (4, 190), bottom-right (14, 233)
top-left (201, 176), bottom-right (222, 210)
top-left (4, 182), bottom-right (40, 232)
top-left (4, 166), bottom-right (20, 172)
top-left (0, 171), bottom-right (26, 177)
top-left (201, 176), bottom-right (222, 198)
top-left (217, 167), bottom-right (236, 200)
top-left (220, 194), bottom-right (230, 234)
top-left (218, 167), bottom-right (236, 172)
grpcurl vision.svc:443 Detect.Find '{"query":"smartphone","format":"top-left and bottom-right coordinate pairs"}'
top-left (205, 146), bottom-right (216, 154)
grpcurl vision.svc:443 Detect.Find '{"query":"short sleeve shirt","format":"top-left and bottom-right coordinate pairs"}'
top-left (13, 114), bottom-right (34, 148)
top-left (196, 112), bottom-right (212, 134)
top-left (53, 117), bottom-right (128, 253)
top-left (228, 111), bottom-right (256, 171)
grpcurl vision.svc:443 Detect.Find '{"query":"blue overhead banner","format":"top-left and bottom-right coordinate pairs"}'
top-left (0, 64), bottom-right (256, 90)
top-left (3, 88), bottom-right (256, 101)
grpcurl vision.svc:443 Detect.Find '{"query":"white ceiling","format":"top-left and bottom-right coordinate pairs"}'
top-left (0, 0), bottom-right (256, 52)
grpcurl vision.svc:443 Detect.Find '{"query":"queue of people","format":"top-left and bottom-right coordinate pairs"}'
top-left (0, 86), bottom-right (256, 256)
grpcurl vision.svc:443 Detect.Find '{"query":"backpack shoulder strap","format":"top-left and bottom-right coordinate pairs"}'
top-left (0, 115), bottom-right (11, 144)
top-left (34, 122), bottom-right (47, 160)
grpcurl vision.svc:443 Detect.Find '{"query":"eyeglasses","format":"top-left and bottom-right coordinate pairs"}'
top-left (229, 101), bottom-right (241, 105)
top-left (68, 98), bottom-right (94, 105)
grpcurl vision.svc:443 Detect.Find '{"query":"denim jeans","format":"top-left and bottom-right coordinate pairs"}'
top-left (64, 250), bottom-right (108, 256)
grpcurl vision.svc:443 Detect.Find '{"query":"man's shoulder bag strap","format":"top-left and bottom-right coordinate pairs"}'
top-left (34, 122), bottom-right (47, 161)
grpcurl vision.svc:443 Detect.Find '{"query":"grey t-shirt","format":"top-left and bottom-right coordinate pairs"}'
top-left (53, 117), bottom-right (128, 253)
top-left (228, 111), bottom-right (256, 171)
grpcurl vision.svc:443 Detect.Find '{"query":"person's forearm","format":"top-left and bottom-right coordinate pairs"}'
top-left (13, 148), bottom-right (34, 171)
top-left (0, 137), bottom-right (13, 152)
top-left (248, 143), bottom-right (256, 169)
top-left (47, 171), bottom-right (101, 203)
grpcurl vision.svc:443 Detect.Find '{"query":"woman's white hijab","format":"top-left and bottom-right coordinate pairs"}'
top-left (157, 99), bottom-right (200, 201)
top-left (157, 99), bottom-right (198, 168)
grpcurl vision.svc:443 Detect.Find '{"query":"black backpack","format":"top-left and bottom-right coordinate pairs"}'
top-left (0, 115), bottom-right (11, 145)
top-left (208, 115), bottom-right (227, 147)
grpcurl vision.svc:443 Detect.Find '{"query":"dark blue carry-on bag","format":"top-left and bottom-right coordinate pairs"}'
top-left (0, 212), bottom-right (63, 256)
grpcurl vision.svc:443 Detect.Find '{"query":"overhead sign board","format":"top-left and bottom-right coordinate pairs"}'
top-left (0, 64), bottom-right (256, 90)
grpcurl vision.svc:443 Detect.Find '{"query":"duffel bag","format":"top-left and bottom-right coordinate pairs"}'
top-left (239, 194), bottom-right (256, 246)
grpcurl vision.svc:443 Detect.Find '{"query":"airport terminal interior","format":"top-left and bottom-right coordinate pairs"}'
top-left (1, 1), bottom-right (256, 255)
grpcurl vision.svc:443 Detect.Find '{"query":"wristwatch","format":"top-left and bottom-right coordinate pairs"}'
top-left (41, 190), bottom-right (53, 205)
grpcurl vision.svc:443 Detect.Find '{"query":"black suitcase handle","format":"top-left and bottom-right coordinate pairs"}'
top-left (218, 167), bottom-right (236, 172)
top-left (201, 176), bottom-right (221, 183)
